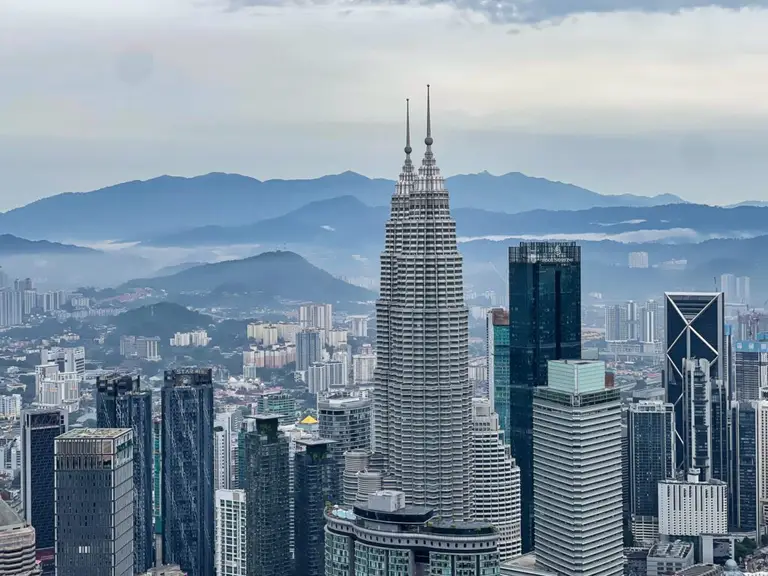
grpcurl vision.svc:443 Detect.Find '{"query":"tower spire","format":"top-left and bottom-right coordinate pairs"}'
top-left (425, 84), bottom-right (433, 146)
top-left (405, 98), bottom-right (412, 156)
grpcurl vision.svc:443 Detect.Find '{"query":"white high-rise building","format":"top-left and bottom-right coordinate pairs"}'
top-left (299, 303), bottom-right (333, 331)
top-left (642, 299), bottom-right (660, 343)
top-left (214, 421), bottom-right (231, 491)
top-left (352, 354), bottom-right (376, 385)
top-left (0, 394), bottom-right (22, 419)
top-left (471, 398), bottom-right (521, 562)
top-left (372, 90), bottom-right (472, 520)
top-left (658, 472), bottom-right (728, 538)
top-left (533, 360), bottom-right (623, 576)
top-left (721, 273), bottom-right (738, 304)
top-left (347, 315), bottom-right (369, 337)
top-left (215, 489), bottom-right (247, 576)
top-left (40, 347), bottom-right (85, 376)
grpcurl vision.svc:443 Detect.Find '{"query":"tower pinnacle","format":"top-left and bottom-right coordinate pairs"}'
top-left (405, 98), bottom-right (412, 156)
top-left (425, 84), bottom-right (433, 147)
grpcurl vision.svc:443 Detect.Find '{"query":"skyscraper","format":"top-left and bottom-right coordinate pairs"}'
top-left (373, 89), bottom-right (472, 521)
top-left (96, 373), bottom-right (154, 573)
top-left (317, 394), bottom-right (372, 456)
top-left (54, 428), bottom-right (134, 576)
top-left (21, 408), bottom-right (67, 574)
top-left (242, 415), bottom-right (291, 576)
top-left (734, 340), bottom-right (768, 401)
top-left (664, 292), bottom-right (726, 472)
top-left (294, 438), bottom-right (341, 576)
top-left (161, 368), bottom-right (215, 576)
top-left (0, 498), bottom-right (40, 576)
top-left (532, 360), bottom-right (623, 576)
top-left (508, 241), bottom-right (582, 552)
top-left (730, 400), bottom-right (768, 533)
top-left (628, 400), bottom-right (676, 545)
top-left (487, 308), bottom-right (511, 440)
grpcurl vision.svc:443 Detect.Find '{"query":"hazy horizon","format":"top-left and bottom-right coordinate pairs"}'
top-left (4, 0), bottom-right (768, 210)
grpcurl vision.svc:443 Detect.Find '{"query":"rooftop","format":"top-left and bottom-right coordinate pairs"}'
top-left (649, 540), bottom-right (693, 559)
top-left (57, 427), bottom-right (131, 439)
top-left (296, 437), bottom-right (335, 447)
top-left (300, 415), bottom-right (318, 425)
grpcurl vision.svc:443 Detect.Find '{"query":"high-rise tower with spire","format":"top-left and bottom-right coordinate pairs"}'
top-left (373, 87), bottom-right (472, 521)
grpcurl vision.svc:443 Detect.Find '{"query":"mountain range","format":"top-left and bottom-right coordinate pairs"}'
top-left (0, 171), bottom-right (683, 241)
top-left (142, 196), bottom-right (768, 249)
top-left (121, 250), bottom-right (374, 305)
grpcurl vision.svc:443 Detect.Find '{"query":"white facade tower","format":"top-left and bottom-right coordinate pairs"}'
top-left (471, 398), bottom-right (521, 561)
top-left (373, 88), bottom-right (472, 520)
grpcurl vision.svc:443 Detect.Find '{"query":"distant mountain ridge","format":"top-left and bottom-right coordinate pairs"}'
top-left (0, 171), bottom-right (685, 241)
top-left (0, 234), bottom-right (95, 255)
top-left (142, 196), bottom-right (768, 249)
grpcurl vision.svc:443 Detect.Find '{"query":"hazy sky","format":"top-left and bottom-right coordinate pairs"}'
top-left (2, 0), bottom-right (768, 210)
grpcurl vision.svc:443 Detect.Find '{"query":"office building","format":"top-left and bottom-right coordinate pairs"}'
top-left (646, 541), bottom-right (694, 576)
top-left (508, 241), bottom-right (582, 552)
top-left (152, 417), bottom-right (163, 564)
top-left (532, 360), bottom-right (622, 576)
top-left (471, 398), bottom-right (521, 562)
top-left (317, 394), bottom-right (372, 455)
top-left (161, 369), bottom-right (215, 576)
top-left (21, 408), bottom-right (66, 573)
top-left (299, 303), bottom-right (333, 331)
top-left (54, 428), bottom-right (134, 576)
top-left (214, 423), bottom-right (231, 491)
top-left (0, 498), bottom-right (40, 575)
top-left (374, 92), bottom-right (473, 520)
top-left (294, 439), bottom-right (341, 576)
top-left (96, 373), bottom-right (154, 573)
top-left (241, 415), bottom-right (291, 576)
top-left (215, 489), bottom-right (247, 576)
top-left (628, 251), bottom-right (649, 269)
top-left (734, 340), bottom-right (768, 401)
top-left (296, 329), bottom-right (322, 372)
top-left (664, 292), bottom-right (726, 473)
top-left (628, 400), bottom-right (676, 545)
top-left (658, 473), bottom-right (728, 538)
top-left (730, 400), bottom-right (768, 533)
top-left (40, 347), bottom-right (85, 376)
top-left (325, 490), bottom-right (500, 576)
top-left (487, 308), bottom-right (511, 439)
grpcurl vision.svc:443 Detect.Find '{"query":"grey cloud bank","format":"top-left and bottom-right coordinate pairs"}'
top-left (229, 0), bottom-right (768, 22)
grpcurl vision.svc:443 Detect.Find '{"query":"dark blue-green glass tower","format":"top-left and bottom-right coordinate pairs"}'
top-left (161, 368), bottom-right (215, 576)
top-left (508, 241), bottom-right (581, 553)
top-left (96, 373), bottom-right (154, 573)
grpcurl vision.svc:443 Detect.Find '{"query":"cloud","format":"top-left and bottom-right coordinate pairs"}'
top-left (230, 0), bottom-right (768, 23)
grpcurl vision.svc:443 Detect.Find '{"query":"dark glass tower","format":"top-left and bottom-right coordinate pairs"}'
top-left (242, 415), bottom-right (291, 576)
top-left (96, 373), bottom-right (154, 573)
top-left (21, 408), bottom-right (67, 574)
top-left (507, 241), bottom-right (581, 552)
top-left (488, 308), bottom-right (511, 443)
top-left (664, 292), bottom-right (726, 473)
top-left (55, 428), bottom-right (134, 576)
top-left (161, 368), bottom-right (215, 576)
top-left (731, 401), bottom-right (759, 532)
top-left (294, 438), bottom-right (341, 576)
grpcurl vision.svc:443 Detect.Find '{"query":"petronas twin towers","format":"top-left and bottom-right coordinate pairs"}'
top-left (373, 86), bottom-right (473, 521)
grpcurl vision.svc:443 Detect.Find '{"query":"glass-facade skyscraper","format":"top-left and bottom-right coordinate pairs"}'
top-left (161, 368), bottom-right (215, 576)
top-left (96, 373), bottom-right (154, 573)
top-left (508, 241), bottom-right (581, 552)
top-left (21, 407), bottom-right (67, 574)
top-left (294, 438), bottom-right (341, 576)
top-left (487, 308), bottom-right (511, 443)
top-left (54, 428), bottom-right (134, 576)
top-left (242, 415), bottom-right (291, 576)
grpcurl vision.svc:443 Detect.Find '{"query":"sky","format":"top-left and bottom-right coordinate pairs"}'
top-left (2, 0), bottom-right (768, 210)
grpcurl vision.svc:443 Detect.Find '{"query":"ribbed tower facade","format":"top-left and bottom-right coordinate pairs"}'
top-left (373, 88), bottom-right (472, 520)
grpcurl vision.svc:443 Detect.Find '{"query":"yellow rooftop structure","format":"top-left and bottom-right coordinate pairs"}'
top-left (300, 416), bottom-right (318, 425)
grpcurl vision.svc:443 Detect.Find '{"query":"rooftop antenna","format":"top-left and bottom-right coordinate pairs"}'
top-left (425, 84), bottom-right (433, 147)
top-left (405, 98), bottom-right (412, 155)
